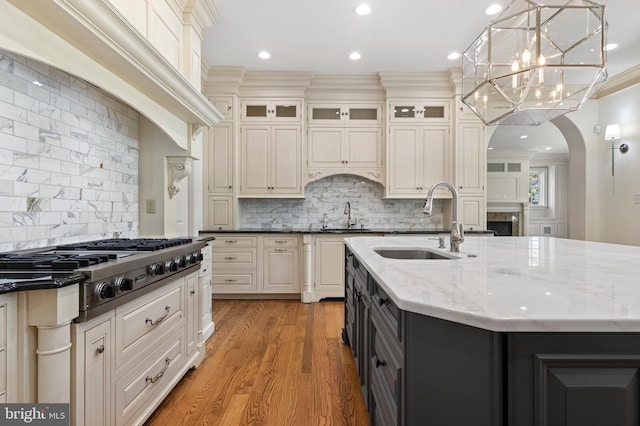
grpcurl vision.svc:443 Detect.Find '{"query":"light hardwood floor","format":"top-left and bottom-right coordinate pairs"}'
top-left (144, 299), bottom-right (370, 425)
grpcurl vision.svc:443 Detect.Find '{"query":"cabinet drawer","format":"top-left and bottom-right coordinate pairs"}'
top-left (370, 365), bottom-right (398, 426)
top-left (263, 236), bottom-right (299, 247)
top-left (211, 236), bottom-right (257, 247)
top-left (372, 281), bottom-right (401, 341)
top-left (371, 308), bottom-right (402, 407)
top-left (115, 281), bottom-right (183, 368)
top-left (212, 250), bottom-right (256, 267)
top-left (212, 270), bottom-right (258, 292)
top-left (115, 327), bottom-right (184, 425)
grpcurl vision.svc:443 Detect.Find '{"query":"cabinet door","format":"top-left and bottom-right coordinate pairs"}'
top-left (314, 237), bottom-right (346, 297)
top-left (389, 103), bottom-right (420, 122)
top-left (242, 100), bottom-right (301, 122)
top-left (271, 126), bottom-right (302, 195)
top-left (457, 122), bottom-right (486, 195)
top-left (207, 196), bottom-right (233, 230)
top-left (459, 196), bottom-right (486, 231)
top-left (308, 105), bottom-right (343, 124)
top-left (207, 123), bottom-right (233, 193)
top-left (387, 126), bottom-right (421, 195)
top-left (346, 104), bottom-right (382, 125)
top-left (272, 100), bottom-right (301, 121)
top-left (209, 95), bottom-right (233, 121)
top-left (84, 319), bottom-right (112, 426)
top-left (345, 128), bottom-right (382, 168)
top-left (263, 247), bottom-right (300, 293)
top-left (308, 127), bottom-right (344, 167)
top-left (420, 126), bottom-right (450, 192)
top-left (240, 125), bottom-right (270, 194)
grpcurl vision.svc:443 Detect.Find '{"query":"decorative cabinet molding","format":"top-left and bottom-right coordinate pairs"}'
top-left (308, 103), bottom-right (382, 125)
top-left (167, 156), bottom-right (194, 199)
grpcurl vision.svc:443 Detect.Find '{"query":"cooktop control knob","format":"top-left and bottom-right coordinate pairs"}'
top-left (115, 276), bottom-right (133, 291)
top-left (176, 256), bottom-right (187, 268)
top-left (186, 253), bottom-right (198, 264)
top-left (96, 282), bottom-right (116, 299)
top-left (165, 259), bottom-right (177, 272)
top-left (149, 263), bottom-right (164, 276)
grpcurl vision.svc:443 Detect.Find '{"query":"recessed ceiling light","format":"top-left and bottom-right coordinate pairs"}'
top-left (485, 4), bottom-right (503, 15)
top-left (258, 51), bottom-right (271, 59)
top-left (448, 52), bottom-right (461, 60)
top-left (355, 4), bottom-right (371, 15)
top-left (605, 43), bottom-right (619, 51)
top-left (349, 52), bottom-right (361, 60)
top-left (31, 80), bottom-right (43, 87)
top-left (488, 147), bottom-right (494, 150)
top-left (545, 147), bottom-right (552, 150)
top-left (520, 135), bottom-right (528, 139)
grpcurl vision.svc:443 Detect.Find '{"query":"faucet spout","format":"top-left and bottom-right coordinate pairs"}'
top-left (423, 181), bottom-right (464, 252)
top-left (344, 201), bottom-right (354, 229)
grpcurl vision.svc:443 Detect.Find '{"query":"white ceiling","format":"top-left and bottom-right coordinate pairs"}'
top-left (202, 0), bottom-right (640, 155)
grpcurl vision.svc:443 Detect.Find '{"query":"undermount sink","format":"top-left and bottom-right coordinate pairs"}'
top-left (373, 248), bottom-right (459, 260)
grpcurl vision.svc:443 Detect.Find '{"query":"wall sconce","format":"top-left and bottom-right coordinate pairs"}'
top-left (604, 124), bottom-right (629, 176)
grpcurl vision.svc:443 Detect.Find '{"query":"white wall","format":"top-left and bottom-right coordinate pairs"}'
top-left (595, 83), bottom-right (640, 245)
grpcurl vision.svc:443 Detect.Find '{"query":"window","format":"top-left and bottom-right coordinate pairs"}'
top-left (529, 167), bottom-right (547, 206)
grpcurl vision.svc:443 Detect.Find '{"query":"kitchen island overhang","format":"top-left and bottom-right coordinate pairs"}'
top-left (344, 235), bottom-right (640, 426)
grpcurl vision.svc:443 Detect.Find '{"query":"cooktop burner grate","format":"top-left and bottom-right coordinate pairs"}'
top-left (0, 253), bottom-right (115, 271)
top-left (56, 238), bottom-right (193, 251)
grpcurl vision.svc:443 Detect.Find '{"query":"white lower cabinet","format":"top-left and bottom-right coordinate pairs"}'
top-left (313, 236), bottom-right (347, 300)
top-left (263, 236), bottom-right (300, 293)
top-left (71, 272), bottom-right (203, 426)
top-left (0, 293), bottom-right (17, 404)
top-left (459, 196), bottom-right (486, 232)
top-left (211, 234), bottom-right (301, 295)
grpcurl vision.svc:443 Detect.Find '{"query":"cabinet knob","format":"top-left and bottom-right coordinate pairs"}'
top-left (96, 345), bottom-right (105, 354)
top-left (378, 297), bottom-right (388, 307)
top-left (190, 289), bottom-right (196, 295)
top-left (374, 354), bottom-right (387, 368)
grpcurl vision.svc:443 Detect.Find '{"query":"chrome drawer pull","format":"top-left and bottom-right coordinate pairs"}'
top-left (224, 240), bottom-right (238, 244)
top-left (224, 256), bottom-right (237, 260)
top-left (224, 278), bottom-right (237, 282)
top-left (275, 240), bottom-right (287, 244)
top-left (145, 357), bottom-right (171, 384)
top-left (146, 305), bottom-right (171, 326)
top-left (275, 249), bottom-right (288, 252)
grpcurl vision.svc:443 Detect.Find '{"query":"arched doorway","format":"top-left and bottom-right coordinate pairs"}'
top-left (487, 116), bottom-right (587, 239)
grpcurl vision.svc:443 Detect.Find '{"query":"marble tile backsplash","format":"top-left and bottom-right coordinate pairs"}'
top-left (239, 175), bottom-right (445, 230)
top-left (0, 49), bottom-right (139, 251)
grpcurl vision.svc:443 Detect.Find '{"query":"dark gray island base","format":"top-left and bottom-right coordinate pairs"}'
top-left (344, 246), bottom-right (640, 426)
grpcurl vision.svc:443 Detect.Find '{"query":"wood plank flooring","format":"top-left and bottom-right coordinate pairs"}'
top-left (144, 299), bottom-right (370, 426)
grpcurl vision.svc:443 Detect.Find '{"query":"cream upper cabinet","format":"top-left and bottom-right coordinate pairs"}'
top-left (240, 125), bottom-right (302, 197)
top-left (308, 127), bottom-right (382, 169)
top-left (241, 99), bottom-right (302, 122)
top-left (207, 123), bottom-right (233, 194)
top-left (308, 103), bottom-right (382, 125)
top-left (209, 95), bottom-right (234, 121)
top-left (207, 196), bottom-right (233, 231)
top-left (389, 100), bottom-right (451, 123)
top-left (456, 122), bottom-right (486, 196)
top-left (386, 125), bottom-right (452, 198)
top-left (459, 196), bottom-right (486, 231)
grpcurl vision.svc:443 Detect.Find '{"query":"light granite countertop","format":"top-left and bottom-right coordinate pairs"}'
top-left (344, 235), bottom-right (640, 332)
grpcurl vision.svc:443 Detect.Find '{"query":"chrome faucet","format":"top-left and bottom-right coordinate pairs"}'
top-left (423, 181), bottom-right (464, 252)
top-left (322, 212), bottom-right (329, 229)
top-left (344, 201), bottom-right (355, 229)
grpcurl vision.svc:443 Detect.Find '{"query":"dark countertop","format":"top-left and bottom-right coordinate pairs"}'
top-left (200, 228), bottom-right (495, 235)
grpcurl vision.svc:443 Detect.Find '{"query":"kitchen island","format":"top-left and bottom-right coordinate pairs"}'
top-left (344, 235), bottom-right (640, 426)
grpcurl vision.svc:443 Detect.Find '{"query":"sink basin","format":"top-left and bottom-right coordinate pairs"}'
top-left (373, 248), bottom-right (458, 260)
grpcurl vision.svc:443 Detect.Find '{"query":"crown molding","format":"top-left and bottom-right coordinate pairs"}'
top-left (183, 0), bottom-right (219, 35)
top-left (238, 71), bottom-right (314, 98)
top-left (305, 74), bottom-right (385, 101)
top-left (203, 66), bottom-right (246, 96)
top-left (595, 65), bottom-right (640, 98)
top-left (379, 71), bottom-right (455, 99)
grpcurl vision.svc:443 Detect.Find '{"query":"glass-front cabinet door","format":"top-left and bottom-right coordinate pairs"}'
top-left (389, 101), bottom-right (450, 123)
top-left (241, 99), bottom-right (302, 122)
top-left (308, 103), bottom-right (382, 125)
